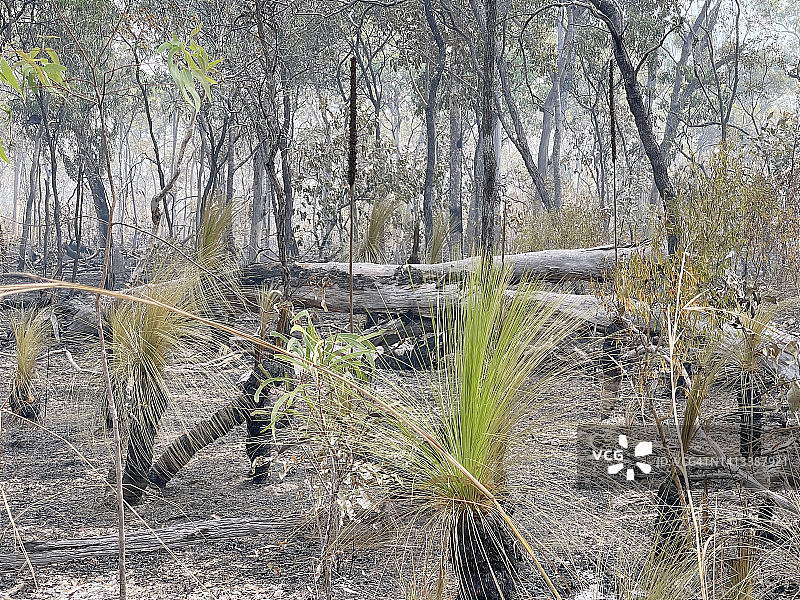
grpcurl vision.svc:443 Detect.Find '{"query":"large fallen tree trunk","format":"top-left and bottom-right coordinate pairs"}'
top-left (244, 244), bottom-right (642, 290)
top-left (242, 263), bottom-right (800, 384)
top-left (0, 517), bottom-right (302, 571)
top-left (241, 246), bottom-right (634, 320)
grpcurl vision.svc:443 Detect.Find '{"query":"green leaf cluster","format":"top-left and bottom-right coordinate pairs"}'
top-left (0, 47), bottom-right (68, 162)
top-left (158, 27), bottom-right (222, 112)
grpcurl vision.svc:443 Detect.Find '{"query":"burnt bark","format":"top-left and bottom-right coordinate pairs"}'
top-left (480, 0), bottom-right (498, 257)
top-left (588, 0), bottom-right (678, 253)
top-left (17, 128), bottom-right (42, 270)
top-left (87, 164), bottom-right (111, 252)
top-left (449, 86), bottom-right (463, 258)
top-left (422, 0), bottom-right (446, 251)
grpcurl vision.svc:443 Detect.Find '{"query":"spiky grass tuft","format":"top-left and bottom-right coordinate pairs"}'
top-left (407, 265), bottom-right (579, 506)
top-left (7, 309), bottom-right (49, 419)
top-left (426, 214), bottom-right (447, 265)
top-left (377, 263), bottom-right (582, 598)
top-left (357, 197), bottom-right (400, 263)
top-left (196, 198), bottom-right (234, 272)
top-left (108, 264), bottom-right (200, 502)
top-left (193, 198), bottom-right (239, 312)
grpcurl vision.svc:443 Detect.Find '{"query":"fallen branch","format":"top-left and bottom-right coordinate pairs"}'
top-left (0, 516), bottom-right (302, 571)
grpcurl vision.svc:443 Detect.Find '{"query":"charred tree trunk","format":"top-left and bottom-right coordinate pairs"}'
top-left (278, 77), bottom-right (298, 259)
top-left (249, 143), bottom-right (267, 263)
top-left (479, 0), bottom-right (498, 257)
top-left (17, 128), bottom-right (42, 270)
top-left (87, 164), bottom-right (111, 253)
top-left (12, 154), bottom-right (21, 237)
top-left (449, 85), bottom-right (463, 259)
top-left (654, 476), bottom-right (686, 557)
top-left (451, 511), bottom-right (518, 600)
top-left (42, 175), bottom-right (51, 274)
top-left (149, 373), bottom-right (274, 488)
top-left (738, 371), bottom-right (764, 460)
top-left (588, 0), bottom-right (678, 253)
top-left (422, 0), bottom-right (445, 252)
top-left (121, 385), bottom-right (169, 505)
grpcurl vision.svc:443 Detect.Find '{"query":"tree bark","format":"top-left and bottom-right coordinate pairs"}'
top-left (422, 0), bottom-right (446, 251)
top-left (448, 87), bottom-right (463, 259)
top-left (551, 9), bottom-right (570, 211)
top-left (12, 153), bottom-right (21, 237)
top-left (87, 163), bottom-right (111, 251)
top-left (241, 244), bottom-right (645, 305)
top-left (248, 143), bottom-right (267, 263)
top-left (538, 86), bottom-right (556, 181)
top-left (480, 0), bottom-right (498, 257)
top-left (17, 128), bottom-right (42, 270)
top-left (278, 77), bottom-right (298, 259)
top-left (468, 103), bottom-right (483, 251)
top-left (588, 0), bottom-right (678, 252)
top-left (39, 95), bottom-right (64, 277)
top-left (0, 517), bottom-right (299, 570)
top-left (148, 392), bottom-right (258, 489)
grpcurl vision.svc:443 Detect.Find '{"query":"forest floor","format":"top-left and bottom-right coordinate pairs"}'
top-left (1, 303), bottom-right (799, 600)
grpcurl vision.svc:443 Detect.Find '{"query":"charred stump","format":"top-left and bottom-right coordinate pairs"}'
top-left (451, 510), bottom-right (519, 600)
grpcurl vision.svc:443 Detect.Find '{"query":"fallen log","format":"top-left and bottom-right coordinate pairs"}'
top-left (0, 516), bottom-right (302, 571)
top-left (243, 244), bottom-right (642, 289)
top-left (243, 262), bottom-right (800, 384)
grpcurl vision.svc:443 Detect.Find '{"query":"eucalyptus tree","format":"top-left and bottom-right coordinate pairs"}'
top-left (420, 0), bottom-right (446, 253)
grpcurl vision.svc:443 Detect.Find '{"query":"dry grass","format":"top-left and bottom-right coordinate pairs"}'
top-left (6, 309), bottom-right (49, 417)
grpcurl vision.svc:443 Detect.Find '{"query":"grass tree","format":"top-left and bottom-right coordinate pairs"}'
top-left (382, 264), bottom-right (581, 599)
top-left (110, 200), bottom-right (233, 504)
top-left (6, 309), bottom-right (49, 420)
top-left (109, 271), bottom-right (196, 503)
top-left (356, 197), bottom-right (400, 263)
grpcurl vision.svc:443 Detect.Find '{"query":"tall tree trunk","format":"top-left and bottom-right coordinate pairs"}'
top-left (551, 9), bottom-right (566, 211)
top-left (134, 52), bottom-right (172, 236)
top-left (40, 95), bottom-right (64, 276)
top-left (422, 0), bottom-right (446, 252)
top-left (196, 121), bottom-right (206, 233)
top-left (589, 0), bottom-right (678, 253)
top-left (449, 89), bottom-right (463, 259)
top-left (538, 8), bottom-right (579, 207)
top-left (661, 0), bottom-right (712, 166)
top-left (469, 103), bottom-right (483, 252)
top-left (87, 163), bottom-right (111, 251)
top-left (71, 166), bottom-right (84, 284)
top-left (225, 116), bottom-right (236, 252)
top-left (226, 119), bottom-right (235, 205)
top-left (42, 175), bottom-right (51, 274)
top-left (475, 0), bottom-right (551, 212)
top-left (538, 87), bottom-right (556, 181)
top-left (12, 153), bottom-right (21, 237)
top-left (279, 85), bottom-right (298, 259)
top-left (249, 143), bottom-right (266, 263)
top-left (18, 129), bottom-right (42, 270)
top-left (480, 0), bottom-right (498, 257)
